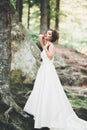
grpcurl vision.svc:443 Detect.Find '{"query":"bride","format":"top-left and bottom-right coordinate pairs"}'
top-left (24, 29), bottom-right (87, 130)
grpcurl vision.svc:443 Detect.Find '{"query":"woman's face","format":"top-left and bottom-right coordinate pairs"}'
top-left (44, 30), bottom-right (52, 42)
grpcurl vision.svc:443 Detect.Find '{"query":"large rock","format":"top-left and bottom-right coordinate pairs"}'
top-left (11, 13), bottom-right (41, 84)
top-left (54, 45), bottom-right (87, 87)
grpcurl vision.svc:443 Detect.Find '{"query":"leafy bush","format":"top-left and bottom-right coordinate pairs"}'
top-left (29, 32), bottom-right (42, 50)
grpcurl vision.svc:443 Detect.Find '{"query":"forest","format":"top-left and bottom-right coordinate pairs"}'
top-left (0, 0), bottom-right (87, 130)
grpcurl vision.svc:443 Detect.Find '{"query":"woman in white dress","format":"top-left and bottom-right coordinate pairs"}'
top-left (24, 29), bottom-right (87, 130)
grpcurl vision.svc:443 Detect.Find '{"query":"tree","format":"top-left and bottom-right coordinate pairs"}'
top-left (47, 0), bottom-right (51, 29)
top-left (0, 0), bottom-right (41, 129)
top-left (0, 0), bottom-right (28, 129)
top-left (27, 0), bottom-right (30, 29)
top-left (16, 0), bottom-right (23, 22)
top-left (0, 0), bottom-right (12, 98)
top-left (40, 0), bottom-right (49, 33)
top-left (55, 0), bottom-right (60, 29)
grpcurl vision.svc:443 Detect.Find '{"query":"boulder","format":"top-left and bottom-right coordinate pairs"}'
top-left (11, 13), bottom-right (41, 84)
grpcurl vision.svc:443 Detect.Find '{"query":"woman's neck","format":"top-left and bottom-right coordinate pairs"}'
top-left (44, 40), bottom-right (50, 45)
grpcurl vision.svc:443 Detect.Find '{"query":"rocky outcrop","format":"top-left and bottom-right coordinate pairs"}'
top-left (54, 45), bottom-right (87, 87)
top-left (11, 13), bottom-right (41, 84)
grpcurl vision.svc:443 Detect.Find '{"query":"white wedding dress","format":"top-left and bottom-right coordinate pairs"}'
top-left (24, 49), bottom-right (87, 130)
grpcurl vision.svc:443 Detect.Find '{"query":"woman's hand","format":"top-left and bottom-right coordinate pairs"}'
top-left (39, 34), bottom-right (44, 39)
top-left (39, 34), bottom-right (45, 48)
top-left (44, 43), bottom-right (49, 52)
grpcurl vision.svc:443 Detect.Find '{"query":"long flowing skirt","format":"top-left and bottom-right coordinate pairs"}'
top-left (24, 61), bottom-right (87, 130)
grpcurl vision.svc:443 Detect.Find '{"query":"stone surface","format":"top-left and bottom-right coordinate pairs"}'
top-left (11, 20), bottom-right (41, 83)
top-left (54, 45), bottom-right (87, 87)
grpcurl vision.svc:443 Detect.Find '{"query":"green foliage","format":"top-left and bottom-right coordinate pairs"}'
top-left (10, 0), bottom-right (40, 10)
top-left (10, 0), bottom-right (16, 7)
top-left (33, 0), bottom-right (40, 5)
top-left (29, 32), bottom-right (42, 50)
top-left (66, 91), bottom-right (87, 108)
top-left (30, 33), bottom-right (38, 44)
top-left (30, 8), bottom-right (40, 19)
top-left (23, 0), bottom-right (40, 7)
top-left (71, 98), bottom-right (87, 108)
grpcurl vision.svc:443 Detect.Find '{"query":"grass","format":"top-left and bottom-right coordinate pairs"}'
top-left (66, 91), bottom-right (87, 108)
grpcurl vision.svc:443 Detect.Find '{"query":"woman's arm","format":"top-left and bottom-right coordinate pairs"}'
top-left (44, 43), bottom-right (56, 60)
top-left (39, 34), bottom-right (45, 48)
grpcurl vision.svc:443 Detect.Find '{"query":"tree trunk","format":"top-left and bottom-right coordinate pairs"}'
top-left (16, 0), bottom-right (23, 22)
top-left (27, 0), bottom-right (30, 29)
top-left (55, 0), bottom-right (60, 29)
top-left (47, 1), bottom-right (50, 29)
top-left (0, 1), bottom-right (41, 129)
top-left (40, 0), bottom-right (49, 33)
top-left (0, 0), bottom-right (11, 96)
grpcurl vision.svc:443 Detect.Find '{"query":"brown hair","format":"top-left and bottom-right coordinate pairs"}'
top-left (50, 29), bottom-right (59, 42)
top-left (44, 29), bottom-right (59, 42)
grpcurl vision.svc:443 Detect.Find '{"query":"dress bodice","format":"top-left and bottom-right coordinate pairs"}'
top-left (41, 50), bottom-right (53, 64)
